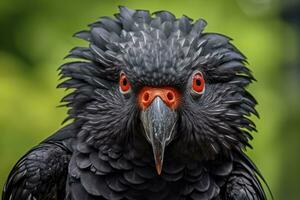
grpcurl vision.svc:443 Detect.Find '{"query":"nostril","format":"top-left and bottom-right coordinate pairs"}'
top-left (143, 92), bottom-right (150, 102)
top-left (167, 92), bottom-right (174, 102)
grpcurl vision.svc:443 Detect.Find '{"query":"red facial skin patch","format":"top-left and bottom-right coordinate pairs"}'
top-left (138, 86), bottom-right (181, 110)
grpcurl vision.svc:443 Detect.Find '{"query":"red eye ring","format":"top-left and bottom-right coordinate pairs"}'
top-left (192, 71), bottom-right (205, 94)
top-left (119, 73), bottom-right (131, 93)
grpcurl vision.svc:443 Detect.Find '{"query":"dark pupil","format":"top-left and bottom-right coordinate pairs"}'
top-left (123, 78), bottom-right (127, 86)
top-left (196, 79), bottom-right (201, 86)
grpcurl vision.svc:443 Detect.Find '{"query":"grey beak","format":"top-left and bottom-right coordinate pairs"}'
top-left (140, 97), bottom-right (177, 175)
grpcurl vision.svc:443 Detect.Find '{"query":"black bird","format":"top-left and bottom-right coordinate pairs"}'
top-left (2, 6), bottom-right (271, 200)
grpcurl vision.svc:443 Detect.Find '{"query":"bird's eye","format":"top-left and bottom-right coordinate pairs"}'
top-left (192, 71), bottom-right (205, 94)
top-left (119, 73), bottom-right (131, 93)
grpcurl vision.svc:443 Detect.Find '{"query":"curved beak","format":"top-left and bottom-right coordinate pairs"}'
top-left (140, 97), bottom-right (178, 175)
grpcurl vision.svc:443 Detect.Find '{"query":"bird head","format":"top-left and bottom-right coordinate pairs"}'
top-left (59, 6), bottom-right (257, 175)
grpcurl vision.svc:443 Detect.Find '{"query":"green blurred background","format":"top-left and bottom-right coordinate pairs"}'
top-left (0, 0), bottom-right (299, 199)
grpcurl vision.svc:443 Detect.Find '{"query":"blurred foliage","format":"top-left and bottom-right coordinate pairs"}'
top-left (0, 0), bottom-right (299, 199)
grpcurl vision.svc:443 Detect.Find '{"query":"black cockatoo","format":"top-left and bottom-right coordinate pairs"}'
top-left (2, 6), bottom-right (271, 200)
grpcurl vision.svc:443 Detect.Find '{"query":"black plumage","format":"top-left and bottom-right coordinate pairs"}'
top-left (2, 6), bottom-right (271, 200)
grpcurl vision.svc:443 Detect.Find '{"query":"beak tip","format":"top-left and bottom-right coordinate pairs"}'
top-left (155, 154), bottom-right (163, 175)
top-left (155, 163), bottom-right (162, 175)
